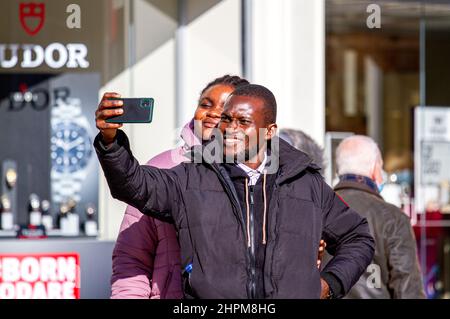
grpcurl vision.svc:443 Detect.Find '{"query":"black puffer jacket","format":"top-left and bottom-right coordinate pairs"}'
top-left (95, 130), bottom-right (374, 299)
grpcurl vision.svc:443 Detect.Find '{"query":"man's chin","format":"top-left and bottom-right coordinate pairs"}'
top-left (202, 130), bottom-right (212, 141)
top-left (223, 148), bottom-right (247, 163)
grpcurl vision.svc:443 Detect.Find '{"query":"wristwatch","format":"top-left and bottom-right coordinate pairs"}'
top-left (29, 193), bottom-right (41, 211)
top-left (1, 195), bottom-right (11, 211)
top-left (5, 168), bottom-right (17, 189)
top-left (50, 98), bottom-right (93, 204)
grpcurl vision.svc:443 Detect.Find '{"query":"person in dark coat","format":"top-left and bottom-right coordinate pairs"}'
top-left (110, 75), bottom-right (250, 299)
top-left (334, 135), bottom-right (425, 299)
top-left (94, 84), bottom-right (375, 299)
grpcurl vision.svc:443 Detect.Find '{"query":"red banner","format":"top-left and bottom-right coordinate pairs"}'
top-left (0, 253), bottom-right (80, 299)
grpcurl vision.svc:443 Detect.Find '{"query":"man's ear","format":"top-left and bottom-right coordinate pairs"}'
top-left (373, 160), bottom-right (383, 185)
top-left (265, 123), bottom-right (278, 141)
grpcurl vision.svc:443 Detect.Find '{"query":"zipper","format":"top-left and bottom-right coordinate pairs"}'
top-left (248, 184), bottom-right (256, 299)
top-left (209, 164), bottom-right (253, 298)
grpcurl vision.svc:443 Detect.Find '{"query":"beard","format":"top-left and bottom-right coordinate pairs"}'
top-left (222, 134), bottom-right (259, 164)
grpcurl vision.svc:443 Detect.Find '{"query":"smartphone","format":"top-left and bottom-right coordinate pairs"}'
top-left (105, 97), bottom-right (154, 123)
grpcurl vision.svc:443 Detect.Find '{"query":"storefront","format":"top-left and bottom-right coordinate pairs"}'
top-left (0, 0), bottom-right (119, 298)
top-left (0, 0), bottom-right (243, 299)
top-left (326, 0), bottom-right (450, 298)
top-left (1, 0), bottom-right (450, 299)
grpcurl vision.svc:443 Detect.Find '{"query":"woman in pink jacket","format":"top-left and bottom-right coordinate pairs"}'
top-left (110, 75), bottom-right (250, 298)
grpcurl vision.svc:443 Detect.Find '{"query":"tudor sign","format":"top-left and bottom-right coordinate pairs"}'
top-left (20, 2), bottom-right (45, 36)
top-left (0, 43), bottom-right (90, 69)
top-left (0, 2), bottom-right (90, 70)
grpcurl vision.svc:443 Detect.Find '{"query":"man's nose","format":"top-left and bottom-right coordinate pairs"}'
top-left (223, 118), bottom-right (238, 130)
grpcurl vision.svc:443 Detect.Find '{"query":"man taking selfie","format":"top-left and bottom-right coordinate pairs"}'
top-left (94, 84), bottom-right (374, 299)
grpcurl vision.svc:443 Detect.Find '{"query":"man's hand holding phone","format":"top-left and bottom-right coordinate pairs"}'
top-left (95, 92), bottom-right (124, 145)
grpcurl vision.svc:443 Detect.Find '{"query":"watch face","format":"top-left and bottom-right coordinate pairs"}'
top-left (41, 200), bottom-right (50, 212)
top-left (29, 193), bottom-right (41, 211)
top-left (85, 203), bottom-right (96, 217)
top-left (1, 195), bottom-right (11, 211)
top-left (51, 122), bottom-right (92, 173)
top-left (5, 168), bottom-right (17, 188)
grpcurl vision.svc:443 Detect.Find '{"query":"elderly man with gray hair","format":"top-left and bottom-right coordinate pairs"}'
top-left (334, 135), bottom-right (425, 299)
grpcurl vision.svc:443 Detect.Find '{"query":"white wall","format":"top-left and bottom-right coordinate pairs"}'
top-left (98, 0), bottom-right (242, 240)
top-left (250, 0), bottom-right (325, 145)
top-left (97, 65), bottom-right (128, 240)
top-left (98, 0), bottom-right (177, 240)
top-left (177, 0), bottom-right (242, 127)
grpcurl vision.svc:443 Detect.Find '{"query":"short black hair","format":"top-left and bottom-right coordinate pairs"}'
top-left (231, 84), bottom-right (277, 124)
top-left (200, 75), bottom-right (249, 96)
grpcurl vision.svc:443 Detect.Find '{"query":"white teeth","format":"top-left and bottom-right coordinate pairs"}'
top-left (224, 138), bottom-right (242, 145)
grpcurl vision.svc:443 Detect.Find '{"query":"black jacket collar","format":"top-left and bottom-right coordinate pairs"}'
top-left (275, 137), bottom-right (320, 184)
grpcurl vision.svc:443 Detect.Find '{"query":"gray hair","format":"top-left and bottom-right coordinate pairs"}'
top-left (335, 135), bottom-right (382, 177)
top-left (279, 129), bottom-right (326, 171)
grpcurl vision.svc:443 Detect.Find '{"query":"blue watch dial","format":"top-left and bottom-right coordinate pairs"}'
top-left (51, 122), bottom-right (92, 173)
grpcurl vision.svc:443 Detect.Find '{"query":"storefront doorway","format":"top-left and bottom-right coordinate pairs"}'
top-left (326, 0), bottom-right (450, 298)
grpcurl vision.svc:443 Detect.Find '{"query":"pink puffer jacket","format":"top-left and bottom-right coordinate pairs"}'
top-left (111, 120), bottom-right (200, 299)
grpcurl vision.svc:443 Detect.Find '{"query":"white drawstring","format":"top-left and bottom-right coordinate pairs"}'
top-left (262, 170), bottom-right (267, 245)
top-left (245, 178), bottom-right (251, 248)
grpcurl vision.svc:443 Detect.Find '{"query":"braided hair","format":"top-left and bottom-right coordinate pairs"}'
top-left (200, 75), bottom-right (249, 97)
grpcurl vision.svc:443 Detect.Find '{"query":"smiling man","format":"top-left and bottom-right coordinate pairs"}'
top-left (94, 84), bottom-right (374, 299)
top-left (219, 88), bottom-right (276, 167)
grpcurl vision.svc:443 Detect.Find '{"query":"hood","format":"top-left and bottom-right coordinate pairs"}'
top-left (273, 137), bottom-right (321, 184)
top-left (180, 118), bottom-right (201, 150)
top-left (145, 119), bottom-right (201, 168)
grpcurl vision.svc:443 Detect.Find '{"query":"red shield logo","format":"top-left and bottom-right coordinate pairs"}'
top-left (19, 2), bottom-right (45, 36)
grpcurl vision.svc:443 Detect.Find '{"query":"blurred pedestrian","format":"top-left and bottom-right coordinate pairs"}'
top-left (334, 135), bottom-right (426, 299)
top-left (279, 128), bottom-right (326, 173)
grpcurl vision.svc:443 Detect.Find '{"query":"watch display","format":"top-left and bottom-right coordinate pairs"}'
top-left (5, 168), bottom-right (17, 188)
top-left (51, 121), bottom-right (92, 174)
top-left (1, 195), bottom-right (11, 211)
top-left (51, 97), bottom-right (93, 204)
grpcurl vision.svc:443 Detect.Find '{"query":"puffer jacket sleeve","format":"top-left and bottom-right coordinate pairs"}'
top-left (319, 178), bottom-right (375, 297)
top-left (94, 130), bottom-right (182, 221)
top-left (385, 212), bottom-right (426, 298)
top-left (111, 205), bottom-right (157, 299)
